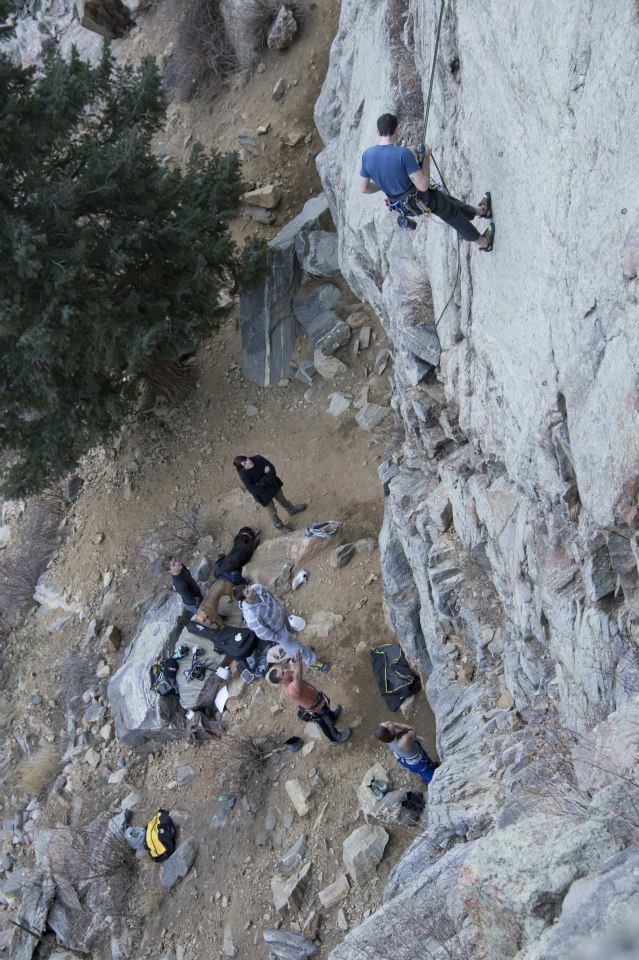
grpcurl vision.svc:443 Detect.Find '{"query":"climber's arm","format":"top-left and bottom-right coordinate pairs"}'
top-left (409, 146), bottom-right (432, 192)
top-left (360, 176), bottom-right (381, 194)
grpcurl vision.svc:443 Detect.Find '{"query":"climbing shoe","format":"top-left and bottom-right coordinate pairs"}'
top-left (312, 660), bottom-right (330, 673)
top-left (478, 191), bottom-right (492, 219)
top-left (272, 518), bottom-right (290, 532)
top-left (479, 221), bottom-right (495, 252)
top-left (287, 502), bottom-right (308, 516)
top-left (331, 728), bottom-right (352, 744)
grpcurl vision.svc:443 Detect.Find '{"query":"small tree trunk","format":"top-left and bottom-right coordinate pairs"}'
top-left (143, 360), bottom-right (193, 404)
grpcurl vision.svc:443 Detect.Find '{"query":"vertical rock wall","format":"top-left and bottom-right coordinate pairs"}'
top-left (315, 1), bottom-right (639, 957)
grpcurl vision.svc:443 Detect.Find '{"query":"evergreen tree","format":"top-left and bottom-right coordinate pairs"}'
top-left (0, 33), bottom-right (260, 497)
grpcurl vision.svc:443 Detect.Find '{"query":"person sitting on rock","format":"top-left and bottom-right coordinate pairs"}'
top-left (374, 721), bottom-right (439, 784)
top-left (169, 557), bottom-right (203, 614)
top-left (191, 579), bottom-right (235, 629)
top-left (233, 455), bottom-right (307, 532)
top-left (359, 112), bottom-right (494, 250)
top-left (268, 652), bottom-right (351, 744)
top-left (235, 582), bottom-right (329, 671)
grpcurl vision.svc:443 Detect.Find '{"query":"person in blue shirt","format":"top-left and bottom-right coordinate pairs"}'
top-left (359, 113), bottom-right (494, 251)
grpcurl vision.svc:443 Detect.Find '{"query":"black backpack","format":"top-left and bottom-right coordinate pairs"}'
top-left (145, 809), bottom-right (176, 862)
top-left (185, 622), bottom-right (258, 659)
top-left (149, 657), bottom-right (179, 696)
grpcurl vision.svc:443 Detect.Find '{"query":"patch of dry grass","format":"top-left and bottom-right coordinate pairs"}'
top-left (18, 742), bottom-right (59, 797)
top-left (200, 732), bottom-right (271, 796)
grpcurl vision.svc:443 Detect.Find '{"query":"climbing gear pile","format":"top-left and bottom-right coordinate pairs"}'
top-left (386, 187), bottom-right (432, 231)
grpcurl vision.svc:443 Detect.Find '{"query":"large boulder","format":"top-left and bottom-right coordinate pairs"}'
top-left (78, 0), bottom-right (132, 38)
top-left (295, 230), bottom-right (340, 277)
top-left (107, 591), bottom-right (187, 747)
top-left (342, 824), bottom-right (389, 882)
top-left (240, 195), bottom-right (332, 386)
top-left (266, 5), bottom-right (298, 50)
top-left (244, 529), bottom-right (334, 588)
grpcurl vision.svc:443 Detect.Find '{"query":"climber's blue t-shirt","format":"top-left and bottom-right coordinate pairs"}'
top-left (360, 144), bottom-right (419, 198)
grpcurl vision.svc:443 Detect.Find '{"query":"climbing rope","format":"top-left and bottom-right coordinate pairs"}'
top-left (423, 0), bottom-right (462, 329)
top-left (424, 0), bottom-right (446, 144)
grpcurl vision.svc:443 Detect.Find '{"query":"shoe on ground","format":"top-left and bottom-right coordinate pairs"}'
top-left (240, 669), bottom-right (255, 684)
top-left (312, 660), bottom-right (330, 673)
top-left (330, 704), bottom-right (342, 721)
top-left (272, 519), bottom-right (290, 531)
top-left (332, 728), bottom-right (352, 744)
top-left (287, 503), bottom-right (308, 515)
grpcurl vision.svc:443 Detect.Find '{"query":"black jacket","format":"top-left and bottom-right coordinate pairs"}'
top-left (185, 622), bottom-right (259, 659)
top-left (238, 456), bottom-right (283, 507)
top-left (172, 568), bottom-right (203, 608)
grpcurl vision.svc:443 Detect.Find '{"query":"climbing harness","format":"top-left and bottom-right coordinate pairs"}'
top-left (386, 184), bottom-right (432, 231)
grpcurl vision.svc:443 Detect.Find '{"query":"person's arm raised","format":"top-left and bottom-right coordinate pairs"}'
top-left (409, 145), bottom-right (431, 192)
top-left (292, 651), bottom-right (304, 693)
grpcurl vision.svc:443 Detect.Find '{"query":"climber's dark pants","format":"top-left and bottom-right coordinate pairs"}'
top-left (417, 189), bottom-right (481, 242)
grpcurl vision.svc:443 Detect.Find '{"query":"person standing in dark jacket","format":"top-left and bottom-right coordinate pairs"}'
top-left (233, 455), bottom-right (307, 531)
top-left (169, 558), bottom-right (203, 614)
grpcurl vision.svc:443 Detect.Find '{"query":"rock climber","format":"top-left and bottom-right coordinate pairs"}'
top-left (359, 113), bottom-right (494, 250)
top-left (374, 721), bottom-right (439, 784)
top-left (168, 557), bottom-right (203, 614)
top-left (233, 455), bottom-right (307, 532)
top-left (268, 651), bottom-right (352, 744)
top-left (235, 582), bottom-right (329, 671)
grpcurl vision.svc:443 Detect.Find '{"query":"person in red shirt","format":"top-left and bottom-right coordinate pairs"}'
top-left (268, 652), bottom-right (352, 744)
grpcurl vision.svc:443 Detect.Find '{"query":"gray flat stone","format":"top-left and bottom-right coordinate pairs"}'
top-left (263, 928), bottom-right (319, 959)
top-left (401, 322), bottom-right (440, 366)
top-left (293, 285), bottom-right (351, 356)
top-left (327, 392), bottom-right (352, 416)
top-left (277, 834), bottom-right (308, 875)
top-left (160, 838), bottom-right (198, 888)
top-left (356, 403), bottom-right (390, 431)
top-left (295, 360), bottom-right (316, 385)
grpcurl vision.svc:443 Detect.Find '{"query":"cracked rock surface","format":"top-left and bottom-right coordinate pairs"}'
top-left (315, 1), bottom-right (639, 957)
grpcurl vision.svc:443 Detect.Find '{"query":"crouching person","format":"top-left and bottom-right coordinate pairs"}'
top-left (374, 721), bottom-right (438, 783)
top-left (268, 652), bottom-right (351, 744)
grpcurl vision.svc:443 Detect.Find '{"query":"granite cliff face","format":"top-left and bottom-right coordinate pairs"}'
top-left (315, 2), bottom-right (639, 957)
